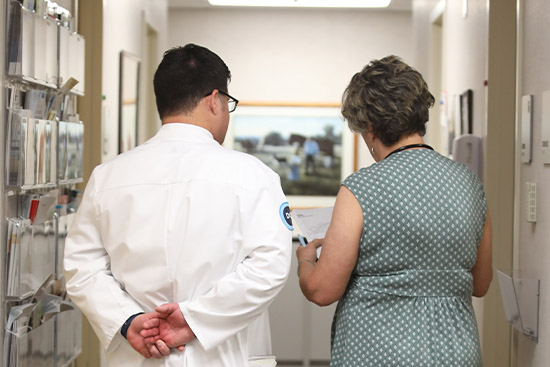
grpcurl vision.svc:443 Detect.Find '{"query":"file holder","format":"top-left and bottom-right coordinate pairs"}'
top-left (6, 316), bottom-right (55, 367)
top-left (55, 308), bottom-right (82, 366)
top-left (58, 121), bottom-right (84, 184)
top-left (4, 1), bottom-right (85, 364)
top-left (54, 212), bottom-right (75, 278)
top-left (6, 111), bottom-right (59, 190)
top-left (7, 1), bottom-right (58, 88)
top-left (6, 219), bottom-right (56, 299)
top-left (58, 26), bottom-right (70, 89)
top-left (21, 6), bottom-right (34, 79)
top-left (496, 270), bottom-right (540, 341)
top-left (6, 111), bottom-right (26, 187)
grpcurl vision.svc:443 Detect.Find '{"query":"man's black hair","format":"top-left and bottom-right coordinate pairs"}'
top-left (153, 44), bottom-right (231, 119)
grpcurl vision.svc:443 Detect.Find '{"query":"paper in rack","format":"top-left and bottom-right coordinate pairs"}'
top-left (7, 111), bottom-right (24, 186)
top-left (23, 117), bottom-right (35, 186)
top-left (7, 1), bottom-right (23, 76)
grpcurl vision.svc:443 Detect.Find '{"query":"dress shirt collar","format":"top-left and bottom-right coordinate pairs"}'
top-left (149, 122), bottom-right (217, 144)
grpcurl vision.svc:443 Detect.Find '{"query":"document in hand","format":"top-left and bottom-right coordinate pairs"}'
top-left (249, 355), bottom-right (277, 367)
top-left (291, 206), bottom-right (334, 241)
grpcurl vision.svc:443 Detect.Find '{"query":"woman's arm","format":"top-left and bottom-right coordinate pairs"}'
top-left (296, 186), bottom-right (363, 306)
top-left (471, 209), bottom-right (493, 297)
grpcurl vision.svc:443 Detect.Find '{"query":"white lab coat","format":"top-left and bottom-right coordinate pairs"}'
top-left (64, 123), bottom-right (293, 366)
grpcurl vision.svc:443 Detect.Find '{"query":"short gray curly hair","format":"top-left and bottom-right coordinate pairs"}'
top-left (341, 55), bottom-right (435, 147)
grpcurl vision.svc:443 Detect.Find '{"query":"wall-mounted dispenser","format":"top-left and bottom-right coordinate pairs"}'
top-left (452, 134), bottom-right (482, 178)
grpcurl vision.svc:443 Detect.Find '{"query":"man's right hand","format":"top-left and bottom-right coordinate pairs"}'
top-left (141, 303), bottom-right (195, 350)
top-left (127, 312), bottom-right (171, 358)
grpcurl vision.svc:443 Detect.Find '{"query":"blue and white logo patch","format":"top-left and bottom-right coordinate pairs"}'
top-left (279, 202), bottom-right (293, 231)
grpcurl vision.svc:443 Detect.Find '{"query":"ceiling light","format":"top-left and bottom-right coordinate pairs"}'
top-left (208, 0), bottom-right (392, 8)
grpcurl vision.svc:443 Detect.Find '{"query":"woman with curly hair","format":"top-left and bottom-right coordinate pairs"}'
top-left (296, 55), bottom-right (492, 367)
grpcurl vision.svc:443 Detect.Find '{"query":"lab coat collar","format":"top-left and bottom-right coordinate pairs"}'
top-left (151, 122), bottom-right (216, 144)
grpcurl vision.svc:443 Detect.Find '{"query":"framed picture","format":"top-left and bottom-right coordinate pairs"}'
top-left (118, 51), bottom-right (140, 153)
top-left (460, 89), bottom-right (473, 135)
top-left (226, 104), bottom-right (356, 208)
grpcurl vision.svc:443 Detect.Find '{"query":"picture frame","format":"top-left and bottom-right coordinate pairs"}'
top-left (225, 103), bottom-right (356, 208)
top-left (460, 89), bottom-right (473, 135)
top-left (118, 51), bottom-right (140, 153)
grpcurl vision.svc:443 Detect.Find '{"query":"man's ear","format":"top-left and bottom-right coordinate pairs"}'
top-left (205, 90), bottom-right (220, 115)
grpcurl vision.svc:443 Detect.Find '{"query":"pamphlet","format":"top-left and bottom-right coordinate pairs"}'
top-left (291, 206), bottom-right (334, 241)
top-left (291, 207), bottom-right (334, 257)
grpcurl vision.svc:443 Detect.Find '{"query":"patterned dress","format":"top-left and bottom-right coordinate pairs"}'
top-left (331, 149), bottom-right (486, 367)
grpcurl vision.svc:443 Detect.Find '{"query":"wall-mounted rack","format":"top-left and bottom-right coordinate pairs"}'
top-left (497, 270), bottom-right (540, 341)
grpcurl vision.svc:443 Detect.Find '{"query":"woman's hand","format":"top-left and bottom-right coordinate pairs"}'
top-left (296, 186), bottom-right (363, 306)
top-left (296, 238), bottom-right (323, 264)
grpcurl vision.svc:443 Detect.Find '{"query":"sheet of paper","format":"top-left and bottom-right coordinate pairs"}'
top-left (249, 356), bottom-right (277, 367)
top-left (291, 206), bottom-right (333, 240)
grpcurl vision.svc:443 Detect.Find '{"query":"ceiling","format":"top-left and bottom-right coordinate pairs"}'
top-left (168, 0), bottom-right (413, 11)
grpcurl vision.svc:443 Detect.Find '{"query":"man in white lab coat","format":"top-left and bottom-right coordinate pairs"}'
top-left (64, 44), bottom-right (293, 366)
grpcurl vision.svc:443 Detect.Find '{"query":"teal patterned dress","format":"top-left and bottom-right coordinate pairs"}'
top-left (331, 149), bottom-right (486, 367)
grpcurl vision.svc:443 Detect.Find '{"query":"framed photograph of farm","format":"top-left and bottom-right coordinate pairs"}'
top-left (225, 103), bottom-right (356, 208)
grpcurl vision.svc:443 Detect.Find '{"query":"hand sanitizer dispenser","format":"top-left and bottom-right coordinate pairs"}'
top-left (452, 134), bottom-right (482, 178)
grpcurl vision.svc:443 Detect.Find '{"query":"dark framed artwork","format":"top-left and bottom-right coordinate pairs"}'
top-left (226, 104), bottom-right (356, 208)
top-left (460, 89), bottom-right (473, 135)
top-left (118, 51), bottom-right (140, 153)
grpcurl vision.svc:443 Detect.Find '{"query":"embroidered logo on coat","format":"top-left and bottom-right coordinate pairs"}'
top-left (279, 202), bottom-right (293, 230)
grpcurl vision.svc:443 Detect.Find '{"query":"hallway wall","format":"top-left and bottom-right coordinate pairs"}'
top-left (167, 7), bottom-right (413, 170)
top-left (101, 0), bottom-right (169, 162)
top-left (516, 0), bottom-right (550, 365)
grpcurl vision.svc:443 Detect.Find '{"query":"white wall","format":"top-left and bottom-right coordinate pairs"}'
top-left (168, 7), bottom-right (413, 170)
top-left (102, 0), bottom-right (169, 162)
top-left (516, 1), bottom-right (550, 365)
top-left (443, 0), bottom-right (487, 138)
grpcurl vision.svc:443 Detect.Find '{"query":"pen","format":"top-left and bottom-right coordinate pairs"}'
top-left (297, 234), bottom-right (308, 247)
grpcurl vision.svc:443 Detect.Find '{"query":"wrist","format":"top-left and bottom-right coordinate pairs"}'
top-left (297, 259), bottom-right (316, 277)
top-left (121, 312), bottom-right (144, 339)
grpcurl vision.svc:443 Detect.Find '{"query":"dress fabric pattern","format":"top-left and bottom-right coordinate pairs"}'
top-left (332, 149), bottom-right (486, 367)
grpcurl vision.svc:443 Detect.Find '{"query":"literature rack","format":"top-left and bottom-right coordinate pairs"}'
top-left (496, 270), bottom-right (540, 342)
top-left (2, 1), bottom-right (85, 365)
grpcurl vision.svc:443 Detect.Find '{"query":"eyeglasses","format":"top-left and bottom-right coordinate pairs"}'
top-left (204, 90), bottom-right (239, 113)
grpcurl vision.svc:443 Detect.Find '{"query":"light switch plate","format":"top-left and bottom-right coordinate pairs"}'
top-left (526, 182), bottom-right (536, 223)
top-left (521, 95), bottom-right (533, 164)
top-left (542, 91), bottom-right (550, 164)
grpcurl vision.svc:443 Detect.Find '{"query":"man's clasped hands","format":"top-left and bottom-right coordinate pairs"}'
top-left (126, 303), bottom-right (195, 359)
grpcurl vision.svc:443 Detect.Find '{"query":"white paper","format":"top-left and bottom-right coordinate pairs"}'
top-left (248, 356), bottom-right (277, 367)
top-left (21, 9), bottom-right (34, 78)
top-left (45, 18), bottom-right (58, 85)
top-left (33, 193), bottom-right (57, 224)
top-left (33, 14), bottom-right (47, 82)
top-left (24, 117), bottom-right (35, 186)
top-left (291, 206), bottom-right (333, 240)
top-left (58, 26), bottom-right (70, 85)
